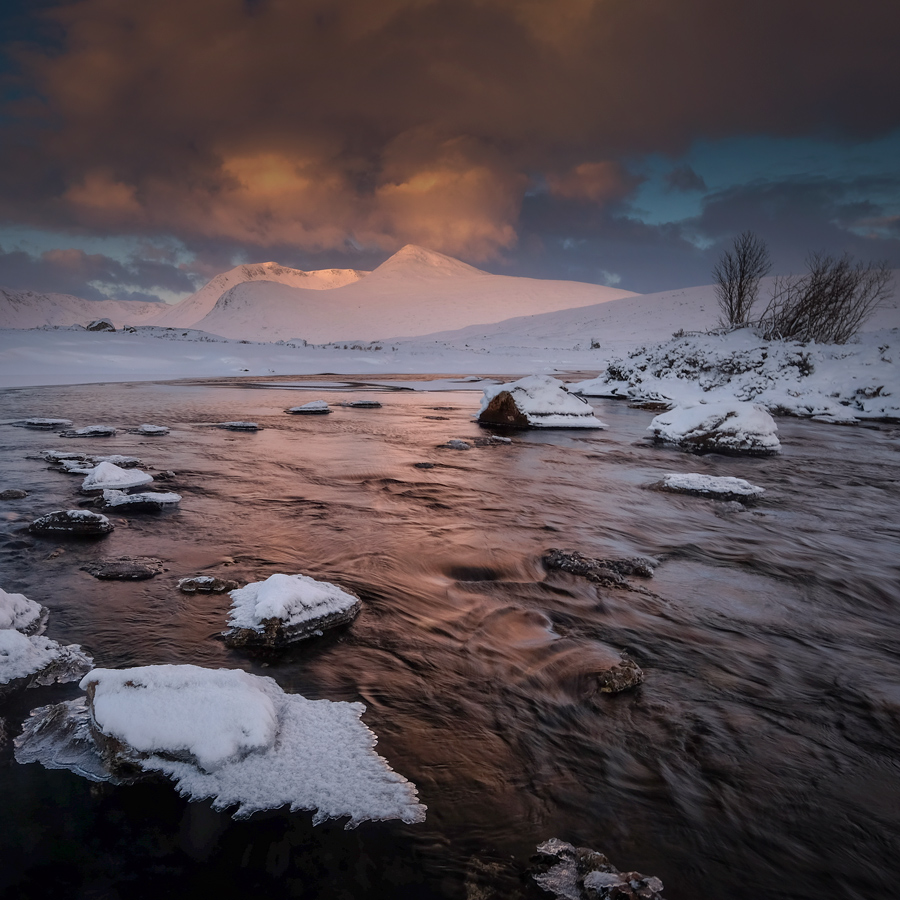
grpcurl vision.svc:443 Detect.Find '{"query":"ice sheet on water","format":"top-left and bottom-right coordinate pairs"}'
top-left (16, 664), bottom-right (425, 825)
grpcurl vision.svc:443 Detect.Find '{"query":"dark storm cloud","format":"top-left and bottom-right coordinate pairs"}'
top-left (0, 245), bottom-right (195, 300)
top-left (664, 165), bottom-right (707, 193)
top-left (1, 0), bottom-right (898, 261)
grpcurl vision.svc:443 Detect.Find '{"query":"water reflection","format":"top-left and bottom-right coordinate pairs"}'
top-left (1, 379), bottom-right (899, 899)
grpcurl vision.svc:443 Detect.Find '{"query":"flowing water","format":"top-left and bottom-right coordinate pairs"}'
top-left (1, 377), bottom-right (899, 900)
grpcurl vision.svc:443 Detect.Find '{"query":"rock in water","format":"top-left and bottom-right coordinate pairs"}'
top-left (217, 421), bottom-right (260, 431)
top-left (68, 425), bottom-right (117, 437)
top-left (178, 575), bottom-right (239, 594)
top-left (224, 572), bottom-right (361, 648)
top-left (346, 400), bottom-right (382, 408)
top-left (648, 401), bottom-right (780, 456)
top-left (0, 489), bottom-right (28, 500)
top-left (29, 510), bottom-right (114, 538)
top-left (531, 839), bottom-right (665, 900)
top-left (654, 473), bottom-right (765, 502)
top-left (0, 586), bottom-right (49, 635)
top-left (15, 664), bottom-right (426, 825)
top-left (543, 549), bottom-right (656, 587)
top-left (478, 376), bottom-right (606, 429)
top-left (81, 557), bottom-right (165, 580)
top-left (23, 418), bottom-right (72, 429)
top-left (287, 401), bottom-right (331, 415)
top-left (137, 424), bottom-right (169, 435)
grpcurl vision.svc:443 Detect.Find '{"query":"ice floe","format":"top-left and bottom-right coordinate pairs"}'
top-left (648, 400), bottom-right (780, 455)
top-left (15, 664), bottom-right (426, 825)
top-left (81, 461), bottom-right (154, 492)
top-left (224, 573), bottom-right (361, 648)
top-left (478, 375), bottom-right (605, 428)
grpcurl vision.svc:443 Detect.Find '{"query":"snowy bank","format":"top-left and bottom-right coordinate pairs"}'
top-left (225, 573), bottom-right (361, 648)
top-left (478, 375), bottom-right (605, 428)
top-left (15, 664), bottom-right (425, 825)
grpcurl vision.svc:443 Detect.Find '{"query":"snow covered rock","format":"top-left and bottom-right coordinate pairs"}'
top-left (531, 838), bottom-right (665, 900)
top-left (478, 376), bottom-right (606, 429)
top-left (441, 439), bottom-right (471, 450)
top-left (224, 573), bottom-right (361, 648)
top-left (23, 417), bottom-right (72, 429)
top-left (649, 401), bottom-right (780, 455)
top-left (137, 424), bottom-right (169, 435)
top-left (85, 318), bottom-right (116, 332)
top-left (287, 400), bottom-right (331, 415)
top-left (101, 489), bottom-right (181, 511)
top-left (655, 473), bottom-right (765, 502)
top-left (0, 587), bottom-right (48, 635)
top-left (15, 664), bottom-right (426, 825)
top-left (0, 630), bottom-right (93, 697)
top-left (81, 461), bottom-right (154, 492)
top-left (29, 509), bottom-right (114, 538)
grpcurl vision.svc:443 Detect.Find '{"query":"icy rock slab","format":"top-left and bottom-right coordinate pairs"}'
top-left (656, 473), bottom-right (764, 502)
top-left (224, 573), bottom-right (361, 649)
top-left (82, 461), bottom-right (153, 492)
top-left (0, 587), bottom-right (48, 635)
top-left (16, 664), bottom-right (426, 826)
top-left (81, 557), bottom-right (164, 580)
top-left (0, 630), bottom-right (93, 696)
top-left (29, 509), bottom-right (114, 538)
top-left (478, 376), bottom-right (606, 429)
top-left (93, 455), bottom-right (143, 468)
top-left (137, 423), bottom-right (170, 434)
top-left (69, 425), bottom-right (117, 437)
top-left (178, 575), bottom-right (239, 594)
top-left (532, 839), bottom-right (665, 900)
top-left (648, 401), bottom-right (780, 456)
top-left (101, 489), bottom-right (181, 511)
top-left (23, 418), bottom-right (73, 429)
top-left (217, 421), bottom-right (259, 431)
top-left (287, 401), bottom-right (331, 415)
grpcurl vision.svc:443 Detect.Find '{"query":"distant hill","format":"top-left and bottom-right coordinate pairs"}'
top-left (189, 245), bottom-right (637, 342)
top-left (0, 287), bottom-right (162, 329)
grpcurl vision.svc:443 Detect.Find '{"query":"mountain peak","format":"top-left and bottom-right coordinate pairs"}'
top-left (373, 245), bottom-right (488, 278)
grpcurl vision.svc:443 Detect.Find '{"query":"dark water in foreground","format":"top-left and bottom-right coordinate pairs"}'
top-left (1, 378), bottom-right (899, 900)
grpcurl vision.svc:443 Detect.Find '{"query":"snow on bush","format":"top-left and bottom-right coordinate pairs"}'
top-left (17, 664), bottom-right (426, 825)
top-left (649, 401), bottom-right (780, 455)
top-left (478, 375), bottom-right (606, 428)
top-left (81, 461), bottom-right (153, 491)
top-left (572, 327), bottom-right (899, 423)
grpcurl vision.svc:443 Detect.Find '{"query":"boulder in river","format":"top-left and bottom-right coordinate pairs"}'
top-left (81, 557), bottom-right (165, 580)
top-left (82, 461), bottom-right (154, 492)
top-left (543, 549), bottom-right (656, 587)
top-left (345, 400), bottom-right (382, 408)
top-left (137, 424), bottom-right (169, 435)
top-left (0, 489), bottom-right (28, 500)
top-left (531, 838), bottom-right (665, 900)
top-left (29, 509), bottom-right (114, 538)
top-left (178, 575), bottom-right (239, 594)
top-left (478, 376), bottom-right (606, 429)
top-left (22, 418), bottom-right (73, 429)
top-left (223, 572), bottom-right (361, 648)
top-left (217, 421), bottom-right (260, 431)
top-left (648, 401), bottom-right (780, 456)
top-left (654, 473), bottom-right (765, 502)
top-left (68, 425), bottom-right (117, 437)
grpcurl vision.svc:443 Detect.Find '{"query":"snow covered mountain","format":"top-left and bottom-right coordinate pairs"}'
top-left (189, 245), bottom-right (636, 342)
top-left (147, 261), bottom-right (369, 329)
top-left (0, 287), bottom-right (163, 329)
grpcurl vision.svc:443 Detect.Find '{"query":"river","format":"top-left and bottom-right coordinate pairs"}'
top-left (1, 377), bottom-right (899, 899)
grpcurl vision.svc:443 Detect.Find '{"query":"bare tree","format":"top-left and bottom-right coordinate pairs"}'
top-left (759, 253), bottom-right (893, 344)
top-left (713, 231), bottom-right (771, 327)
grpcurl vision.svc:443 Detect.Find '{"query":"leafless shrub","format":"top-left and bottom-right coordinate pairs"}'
top-left (713, 231), bottom-right (771, 327)
top-left (758, 253), bottom-right (893, 344)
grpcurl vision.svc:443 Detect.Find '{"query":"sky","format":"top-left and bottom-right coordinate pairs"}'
top-left (1, 0), bottom-right (899, 304)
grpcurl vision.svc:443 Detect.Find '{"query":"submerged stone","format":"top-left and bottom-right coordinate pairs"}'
top-left (218, 421), bottom-right (259, 431)
top-left (81, 557), bottom-right (165, 580)
top-left (23, 418), bottom-right (72, 429)
top-left (178, 575), bottom-right (239, 594)
top-left (543, 549), bottom-right (656, 587)
top-left (0, 489), bottom-right (28, 500)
